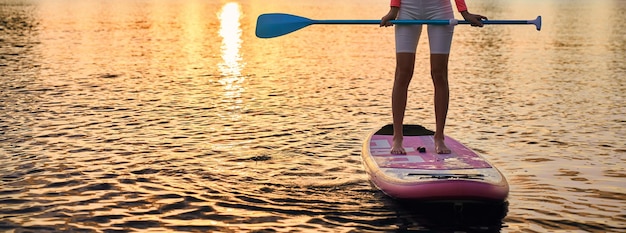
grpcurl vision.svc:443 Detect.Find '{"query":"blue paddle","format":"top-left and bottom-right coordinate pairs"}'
top-left (256, 13), bottom-right (541, 38)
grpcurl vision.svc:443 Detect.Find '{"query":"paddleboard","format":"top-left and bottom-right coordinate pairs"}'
top-left (361, 124), bottom-right (509, 200)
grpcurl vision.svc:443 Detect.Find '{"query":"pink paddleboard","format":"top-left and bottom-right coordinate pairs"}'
top-left (361, 124), bottom-right (509, 200)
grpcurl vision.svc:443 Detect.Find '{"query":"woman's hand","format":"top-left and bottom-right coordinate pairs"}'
top-left (461, 11), bottom-right (488, 27)
top-left (381, 7), bottom-right (399, 27)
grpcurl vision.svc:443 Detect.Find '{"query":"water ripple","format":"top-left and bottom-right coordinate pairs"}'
top-left (1, 0), bottom-right (625, 232)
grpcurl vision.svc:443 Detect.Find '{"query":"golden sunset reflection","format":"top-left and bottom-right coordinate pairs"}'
top-left (218, 2), bottom-right (244, 102)
top-left (1, 0), bottom-right (624, 232)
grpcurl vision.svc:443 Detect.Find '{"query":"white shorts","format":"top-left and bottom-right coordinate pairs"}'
top-left (395, 0), bottom-right (455, 54)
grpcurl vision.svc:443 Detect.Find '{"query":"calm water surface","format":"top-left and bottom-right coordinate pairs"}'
top-left (1, 0), bottom-right (624, 232)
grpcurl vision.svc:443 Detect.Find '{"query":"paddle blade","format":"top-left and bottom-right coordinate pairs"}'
top-left (255, 13), bottom-right (313, 38)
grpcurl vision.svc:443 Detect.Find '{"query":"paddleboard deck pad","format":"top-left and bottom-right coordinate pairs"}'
top-left (361, 124), bottom-right (509, 200)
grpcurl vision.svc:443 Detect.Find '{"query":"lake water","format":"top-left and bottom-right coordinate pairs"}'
top-left (1, 0), bottom-right (624, 232)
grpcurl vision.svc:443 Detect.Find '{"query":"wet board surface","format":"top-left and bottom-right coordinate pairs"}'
top-left (369, 134), bottom-right (492, 170)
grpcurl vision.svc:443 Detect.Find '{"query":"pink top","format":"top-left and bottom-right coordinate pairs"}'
top-left (390, 0), bottom-right (468, 12)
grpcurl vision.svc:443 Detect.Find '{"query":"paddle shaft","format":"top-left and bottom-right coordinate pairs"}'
top-left (313, 19), bottom-right (535, 26)
top-left (314, 19), bottom-right (450, 25)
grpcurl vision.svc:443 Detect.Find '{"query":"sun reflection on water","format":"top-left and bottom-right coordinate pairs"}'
top-left (218, 2), bottom-right (244, 103)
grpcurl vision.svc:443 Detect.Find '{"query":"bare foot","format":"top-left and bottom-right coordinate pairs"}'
top-left (434, 137), bottom-right (451, 154)
top-left (391, 136), bottom-right (406, 155)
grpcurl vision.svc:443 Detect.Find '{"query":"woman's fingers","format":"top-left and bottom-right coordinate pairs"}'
top-left (472, 14), bottom-right (486, 27)
top-left (380, 19), bottom-right (393, 27)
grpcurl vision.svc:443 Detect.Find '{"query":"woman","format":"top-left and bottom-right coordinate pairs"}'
top-left (380, 0), bottom-right (487, 154)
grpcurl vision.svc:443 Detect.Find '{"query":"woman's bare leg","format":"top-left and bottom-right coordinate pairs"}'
top-left (391, 52), bottom-right (416, 155)
top-left (430, 53), bottom-right (451, 154)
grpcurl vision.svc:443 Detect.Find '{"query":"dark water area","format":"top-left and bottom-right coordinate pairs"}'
top-left (0, 0), bottom-right (624, 232)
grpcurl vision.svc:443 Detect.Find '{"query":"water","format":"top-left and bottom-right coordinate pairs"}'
top-left (0, 0), bottom-right (624, 232)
